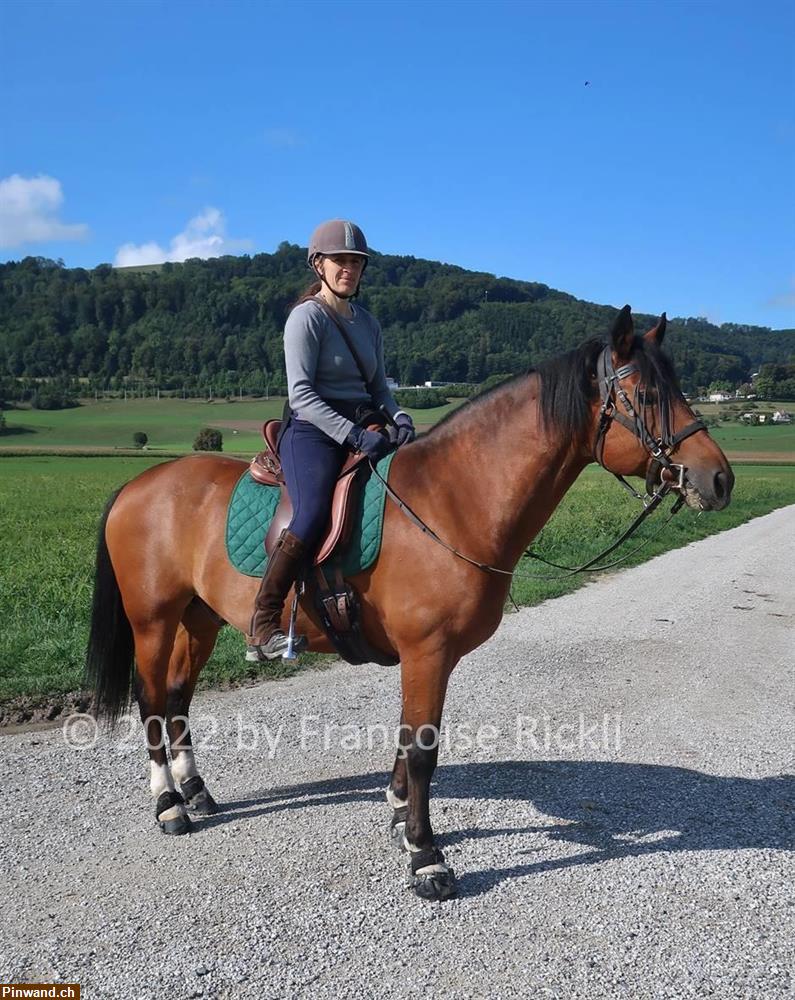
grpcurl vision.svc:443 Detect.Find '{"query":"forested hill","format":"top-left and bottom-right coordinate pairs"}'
top-left (1, 246), bottom-right (793, 396)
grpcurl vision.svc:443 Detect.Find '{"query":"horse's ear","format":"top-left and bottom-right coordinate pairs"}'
top-left (644, 312), bottom-right (667, 346)
top-left (610, 304), bottom-right (634, 360)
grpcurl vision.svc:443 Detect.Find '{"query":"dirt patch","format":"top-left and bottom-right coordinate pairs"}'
top-left (0, 690), bottom-right (92, 732)
top-left (725, 451), bottom-right (795, 463)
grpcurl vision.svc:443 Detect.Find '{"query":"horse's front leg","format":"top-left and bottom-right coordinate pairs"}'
top-left (396, 651), bottom-right (458, 901)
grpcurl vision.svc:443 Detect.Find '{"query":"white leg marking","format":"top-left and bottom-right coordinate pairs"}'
top-left (171, 748), bottom-right (199, 785)
top-left (149, 761), bottom-right (176, 798)
top-left (386, 786), bottom-right (407, 810)
top-left (157, 804), bottom-right (186, 823)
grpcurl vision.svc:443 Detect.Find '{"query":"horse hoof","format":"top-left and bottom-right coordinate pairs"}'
top-left (408, 867), bottom-right (458, 902)
top-left (406, 846), bottom-right (457, 901)
top-left (155, 789), bottom-right (191, 835)
top-left (181, 777), bottom-right (219, 815)
top-left (159, 813), bottom-right (192, 835)
top-left (186, 787), bottom-right (218, 815)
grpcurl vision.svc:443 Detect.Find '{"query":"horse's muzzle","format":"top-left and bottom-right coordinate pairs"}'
top-left (681, 466), bottom-right (734, 511)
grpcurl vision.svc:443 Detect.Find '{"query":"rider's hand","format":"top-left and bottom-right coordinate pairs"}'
top-left (346, 425), bottom-right (391, 462)
top-left (394, 413), bottom-right (416, 446)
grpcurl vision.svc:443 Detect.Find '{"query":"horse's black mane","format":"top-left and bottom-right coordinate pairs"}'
top-left (428, 335), bottom-right (681, 439)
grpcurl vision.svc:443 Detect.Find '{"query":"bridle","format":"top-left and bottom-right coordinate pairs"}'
top-left (593, 344), bottom-right (706, 505)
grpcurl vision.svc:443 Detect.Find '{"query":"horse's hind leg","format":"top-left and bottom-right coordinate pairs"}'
top-left (166, 600), bottom-right (222, 816)
top-left (133, 611), bottom-right (192, 835)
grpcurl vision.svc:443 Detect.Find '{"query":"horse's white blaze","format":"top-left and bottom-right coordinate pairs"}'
top-left (149, 761), bottom-right (175, 798)
top-left (386, 786), bottom-right (407, 810)
top-left (170, 748), bottom-right (199, 785)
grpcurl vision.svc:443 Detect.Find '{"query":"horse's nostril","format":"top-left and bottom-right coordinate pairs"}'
top-left (714, 470), bottom-right (733, 500)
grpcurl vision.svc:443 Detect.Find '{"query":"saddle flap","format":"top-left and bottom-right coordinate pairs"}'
top-left (314, 464), bottom-right (362, 565)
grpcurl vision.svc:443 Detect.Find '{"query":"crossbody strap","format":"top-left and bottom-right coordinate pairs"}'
top-left (313, 296), bottom-right (377, 400)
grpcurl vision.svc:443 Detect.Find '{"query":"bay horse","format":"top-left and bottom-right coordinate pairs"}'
top-left (85, 306), bottom-right (733, 900)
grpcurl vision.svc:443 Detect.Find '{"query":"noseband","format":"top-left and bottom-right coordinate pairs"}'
top-left (593, 346), bottom-right (705, 501)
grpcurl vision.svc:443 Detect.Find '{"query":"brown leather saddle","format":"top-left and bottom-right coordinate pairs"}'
top-left (249, 419), bottom-right (371, 564)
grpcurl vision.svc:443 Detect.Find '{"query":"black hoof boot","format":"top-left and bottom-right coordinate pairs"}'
top-left (181, 776), bottom-right (219, 815)
top-left (155, 790), bottom-right (192, 835)
top-left (407, 847), bottom-right (458, 902)
top-left (389, 806), bottom-right (408, 851)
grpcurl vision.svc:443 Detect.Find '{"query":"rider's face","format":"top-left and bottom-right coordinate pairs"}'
top-left (317, 254), bottom-right (366, 296)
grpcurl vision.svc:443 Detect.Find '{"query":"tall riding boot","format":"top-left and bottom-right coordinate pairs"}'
top-left (246, 529), bottom-right (308, 661)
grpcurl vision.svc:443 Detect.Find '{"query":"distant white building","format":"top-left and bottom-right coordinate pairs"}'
top-left (772, 411), bottom-right (792, 424)
top-left (708, 392), bottom-right (732, 402)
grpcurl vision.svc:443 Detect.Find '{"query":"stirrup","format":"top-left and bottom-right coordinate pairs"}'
top-left (245, 630), bottom-right (307, 662)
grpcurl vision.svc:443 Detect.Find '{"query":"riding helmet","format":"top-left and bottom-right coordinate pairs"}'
top-left (307, 220), bottom-right (369, 265)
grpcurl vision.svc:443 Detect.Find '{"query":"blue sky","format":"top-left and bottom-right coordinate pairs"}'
top-left (1, 0), bottom-right (793, 328)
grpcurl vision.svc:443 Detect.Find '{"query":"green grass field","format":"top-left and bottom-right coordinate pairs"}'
top-left (0, 396), bottom-right (467, 454)
top-left (2, 455), bottom-right (794, 705)
top-left (709, 422), bottom-right (795, 455)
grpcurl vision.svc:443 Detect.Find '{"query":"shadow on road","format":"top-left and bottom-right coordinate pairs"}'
top-left (196, 760), bottom-right (794, 897)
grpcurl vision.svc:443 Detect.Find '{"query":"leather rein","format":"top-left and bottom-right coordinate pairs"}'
top-left (369, 344), bottom-right (707, 580)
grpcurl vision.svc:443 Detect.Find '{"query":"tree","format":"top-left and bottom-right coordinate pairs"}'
top-left (133, 431), bottom-right (148, 449)
top-left (193, 427), bottom-right (223, 451)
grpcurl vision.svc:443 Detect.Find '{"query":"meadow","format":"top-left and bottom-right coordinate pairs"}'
top-left (2, 453), bottom-right (794, 706)
top-left (0, 396), bottom-right (468, 454)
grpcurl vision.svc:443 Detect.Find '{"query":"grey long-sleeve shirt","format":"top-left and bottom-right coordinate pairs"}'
top-left (284, 298), bottom-right (402, 443)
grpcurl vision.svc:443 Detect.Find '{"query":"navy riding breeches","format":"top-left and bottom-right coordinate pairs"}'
top-left (279, 417), bottom-right (348, 548)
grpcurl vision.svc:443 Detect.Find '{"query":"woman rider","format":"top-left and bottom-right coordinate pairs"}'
top-left (246, 219), bottom-right (415, 661)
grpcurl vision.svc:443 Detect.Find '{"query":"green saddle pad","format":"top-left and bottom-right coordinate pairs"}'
top-left (225, 452), bottom-right (396, 577)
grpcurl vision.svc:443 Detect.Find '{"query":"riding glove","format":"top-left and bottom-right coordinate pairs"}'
top-left (346, 425), bottom-right (392, 461)
top-left (394, 413), bottom-right (416, 446)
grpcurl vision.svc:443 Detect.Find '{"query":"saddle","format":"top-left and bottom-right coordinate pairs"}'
top-left (248, 419), bottom-right (398, 667)
top-left (249, 419), bottom-right (371, 564)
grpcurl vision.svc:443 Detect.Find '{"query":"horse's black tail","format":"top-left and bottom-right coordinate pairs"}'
top-left (84, 488), bottom-right (135, 727)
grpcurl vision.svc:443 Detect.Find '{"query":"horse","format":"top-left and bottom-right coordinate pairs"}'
top-left (85, 305), bottom-right (733, 901)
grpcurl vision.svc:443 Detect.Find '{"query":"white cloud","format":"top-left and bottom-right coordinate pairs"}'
top-left (0, 174), bottom-right (89, 249)
top-left (114, 207), bottom-right (253, 266)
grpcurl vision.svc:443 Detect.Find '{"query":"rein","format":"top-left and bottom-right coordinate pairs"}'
top-left (368, 343), bottom-right (705, 581)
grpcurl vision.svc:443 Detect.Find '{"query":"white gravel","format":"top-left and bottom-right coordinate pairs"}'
top-left (1, 505), bottom-right (793, 1000)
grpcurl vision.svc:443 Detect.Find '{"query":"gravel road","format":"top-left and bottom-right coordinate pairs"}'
top-left (1, 506), bottom-right (793, 1000)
